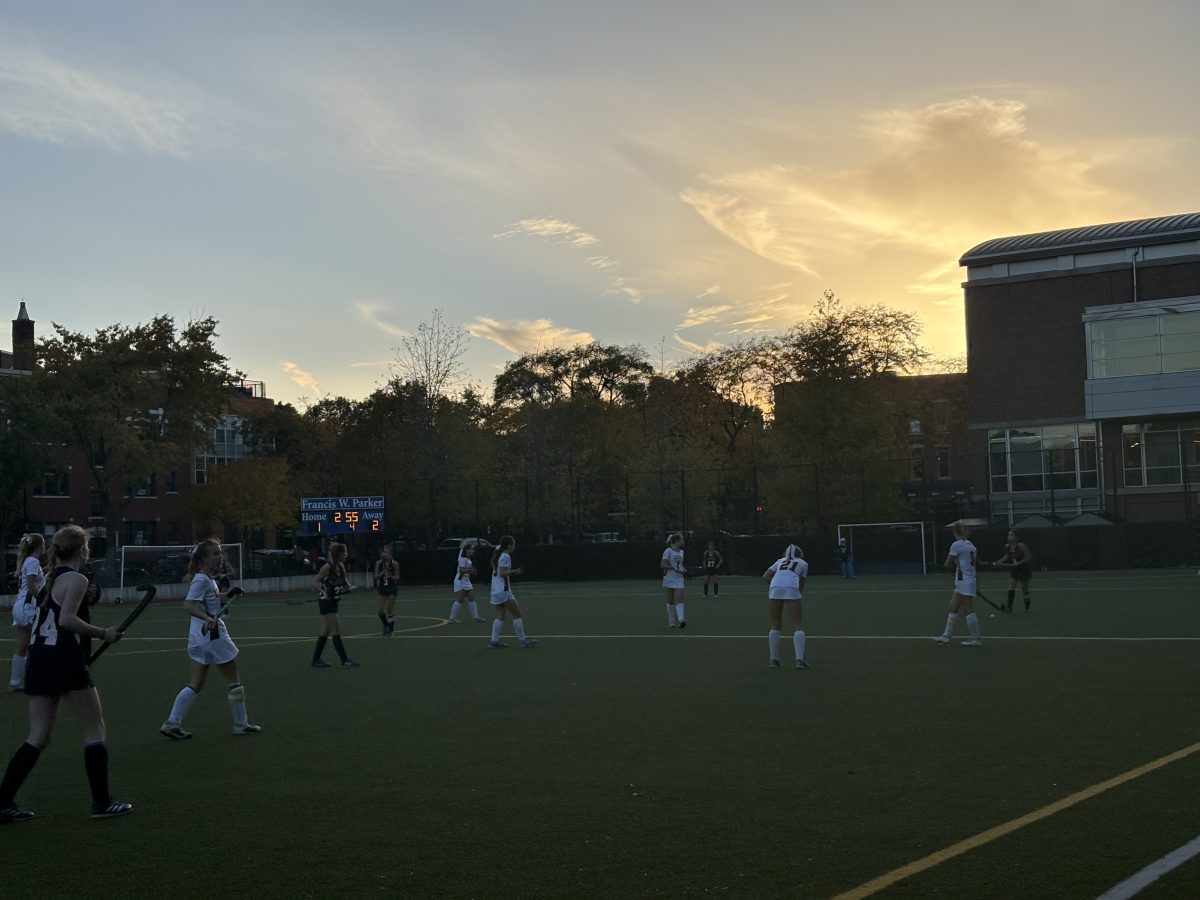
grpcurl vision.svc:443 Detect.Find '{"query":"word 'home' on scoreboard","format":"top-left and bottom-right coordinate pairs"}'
top-left (299, 496), bottom-right (385, 535)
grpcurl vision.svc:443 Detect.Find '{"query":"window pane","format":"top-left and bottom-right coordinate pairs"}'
top-left (1011, 474), bottom-right (1043, 492)
top-left (1095, 355), bottom-right (1160, 377)
top-left (1092, 318), bottom-right (1158, 340)
top-left (989, 451), bottom-right (1008, 477)
top-left (1147, 466), bottom-right (1179, 486)
top-left (1094, 336), bottom-right (1160, 358)
top-left (1080, 471), bottom-right (1098, 489)
top-left (1160, 332), bottom-right (1200, 354)
top-left (991, 475), bottom-right (1008, 492)
top-left (1145, 430), bottom-right (1181, 469)
top-left (1159, 311), bottom-right (1200, 335)
top-left (1124, 467), bottom-right (1143, 487)
top-left (1161, 350), bottom-right (1200, 373)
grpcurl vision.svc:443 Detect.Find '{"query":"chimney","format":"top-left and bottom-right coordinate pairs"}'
top-left (12, 301), bottom-right (35, 371)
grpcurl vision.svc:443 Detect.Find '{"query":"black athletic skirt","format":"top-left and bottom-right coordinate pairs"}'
top-left (317, 595), bottom-right (341, 615)
top-left (1011, 564), bottom-right (1032, 582)
top-left (24, 640), bottom-right (93, 698)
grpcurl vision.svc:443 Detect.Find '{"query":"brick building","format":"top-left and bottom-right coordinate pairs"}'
top-left (2, 302), bottom-right (277, 548)
top-left (961, 212), bottom-right (1200, 524)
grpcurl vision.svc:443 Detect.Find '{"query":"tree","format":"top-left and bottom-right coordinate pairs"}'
top-left (187, 457), bottom-right (297, 547)
top-left (37, 315), bottom-right (238, 567)
top-left (391, 309), bottom-right (470, 429)
top-left (0, 376), bottom-right (53, 556)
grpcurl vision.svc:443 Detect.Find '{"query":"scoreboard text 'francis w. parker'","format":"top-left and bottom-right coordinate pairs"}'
top-left (299, 496), bottom-right (385, 536)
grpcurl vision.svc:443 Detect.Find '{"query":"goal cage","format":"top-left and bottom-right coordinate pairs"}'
top-left (119, 544), bottom-right (244, 592)
top-left (835, 522), bottom-right (935, 576)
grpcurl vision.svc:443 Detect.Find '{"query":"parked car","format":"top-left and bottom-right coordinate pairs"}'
top-left (437, 537), bottom-right (493, 550)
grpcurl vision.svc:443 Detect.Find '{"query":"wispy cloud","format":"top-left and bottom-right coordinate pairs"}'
top-left (680, 96), bottom-right (1152, 304)
top-left (281, 361), bottom-right (319, 394)
top-left (603, 277), bottom-right (642, 303)
top-left (673, 333), bottom-right (724, 355)
top-left (354, 302), bottom-right (408, 337)
top-left (678, 304), bottom-right (735, 329)
top-left (493, 217), bottom-right (599, 247)
top-left (349, 359), bottom-right (391, 368)
top-left (697, 284), bottom-right (721, 298)
top-left (0, 35), bottom-right (231, 156)
top-left (586, 255), bottom-right (618, 269)
top-left (469, 317), bottom-right (593, 355)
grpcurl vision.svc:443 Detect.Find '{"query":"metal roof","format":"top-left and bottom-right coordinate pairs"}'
top-left (960, 212), bottom-right (1200, 266)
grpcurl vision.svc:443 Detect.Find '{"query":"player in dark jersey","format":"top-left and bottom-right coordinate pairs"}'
top-left (374, 548), bottom-right (400, 636)
top-left (311, 543), bottom-right (359, 667)
top-left (0, 525), bottom-right (131, 823)
top-left (992, 528), bottom-right (1034, 612)
top-left (701, 541), bottom-right (724, 596)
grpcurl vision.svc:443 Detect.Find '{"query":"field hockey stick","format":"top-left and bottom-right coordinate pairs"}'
top-left (975, 590), bottom-right (1006, 612)
top-left (89, 584), bottom-right (157, 663)
top-left (208, 587), bottom-right (244, 639)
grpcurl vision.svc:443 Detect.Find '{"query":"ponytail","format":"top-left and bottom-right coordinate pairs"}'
top-left (45, 525), bottom-right (88, 599)
top-left (329, 543), bottom-right (348, 578)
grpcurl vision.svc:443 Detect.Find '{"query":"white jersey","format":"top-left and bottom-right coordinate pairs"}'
top-left (947, 539), bottom-right (978, 586)
top-left (12, 556), bottom-right (45, 627)
top-left (490, 552), bottom-right (514, 600)
top-left (454, 555), bottom-right (474, 590)
top-left (662, 547), bottom-right (685, 589)
top-left (768, 556), bottom-right (806, 600)
top-left (185, 572), bottom-right (237, 664)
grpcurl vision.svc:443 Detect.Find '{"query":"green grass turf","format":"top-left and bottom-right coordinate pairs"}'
top-left (2, 569), bottom-right (1199, 898)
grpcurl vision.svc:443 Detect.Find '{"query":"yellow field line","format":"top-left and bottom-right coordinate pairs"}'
top-left (832, 739), bottom-right (1200, 899)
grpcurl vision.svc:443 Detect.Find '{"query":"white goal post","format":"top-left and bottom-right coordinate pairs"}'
top-left (119, 543), bottom-right (244, 591)
top-left (836, 522), bottom-right (934, 575)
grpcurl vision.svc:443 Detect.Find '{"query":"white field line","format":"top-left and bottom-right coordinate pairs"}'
top-left (1096, 834), bottom-right (1200, 900)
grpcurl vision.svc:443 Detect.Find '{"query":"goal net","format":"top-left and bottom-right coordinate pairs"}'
top-left (120, 543), bottom-right (244, 591)
top-left (835, 522), bottom-right (933, 575)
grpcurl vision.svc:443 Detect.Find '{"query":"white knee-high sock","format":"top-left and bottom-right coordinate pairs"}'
top-left (8, 654), bottom-right (26, 688)
top-left (168, 686), bottom-right (197, 725)
top-left (794, 630), bottom-right (806, 661)
top-left (449, 601), bottom-right (462, 621)
top-left (227, 682), bottom-right (248, 729)
top-left (966, 613), bottom-right (981, 639)
top-left (666, 604), bottom-right (677, 625)
top-left (768, 629), bottom-right (780, 660)
top-left (490, 618), bottom-right (503, 642)
top-left (943, 612), bottom-right (960, 637)
top-left (675, 601), bottom-right (685, 621)
top-left (467, 601), bottom-right (479, 618)
top-left (512, 617), bottom-right (527, 640)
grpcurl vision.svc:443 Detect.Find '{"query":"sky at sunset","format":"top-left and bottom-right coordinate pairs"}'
top-left (3, 1), bottom-right (1199, 405)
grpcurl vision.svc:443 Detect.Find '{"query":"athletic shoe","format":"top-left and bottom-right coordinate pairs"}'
top-left (678, 620), bottom-right (687, 629)
top-left (962, 639), bottom-right (983, 647)
top-left (91, 799), bottom-right (132, 819)
top-left (159, 722), bottom-right (192, 741)
top-left (341, 659), bottom-right (361, 668)
top-left (488, 641), bottom-right (508, 649)
top-left (310, 659), bottom-right (331, 668)
top-left (769, 658), bottom-right (781, 668)
top-left (932, 635), bottom-right (950, 645)
top-left (0, 804), bottom-right (34, 824)
top-left (1025, 601), bottom-right (1031, 612)
top-left (232, 723), bottom-right (262, 735)
top-left (518, 637), bottom-right (539, 647)
top-left (447, 618), bottom-right (461, 624)
top-left (668, 623), bottom-right (678, 629)
top-left (795, 659), bottom-right (810, 669)
top-left (472, 617), bottom-right (487, 623)
top-left (6, 684), bottom-right (22, 693)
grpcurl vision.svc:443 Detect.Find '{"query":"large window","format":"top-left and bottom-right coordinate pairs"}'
top-left (195, 415), bottom-right (247, 485)
top-left (1122, 420), bottom-right (1200, 487)
top-left (989, 424), bottom-right (1098, 492)
top-left (991, 496), bottom-right (1102, 524)
top-left (34, 471), bottom-right (70, 497)
top-left (1089, 310), bottom-right (1200, 378)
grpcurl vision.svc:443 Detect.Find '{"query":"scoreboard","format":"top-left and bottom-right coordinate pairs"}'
top-left (299, 496), bottom-right (385, 536)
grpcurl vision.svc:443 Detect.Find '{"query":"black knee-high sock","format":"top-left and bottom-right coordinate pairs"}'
top-left (1007, 589), bottom-right (1015, 609)
top-left (332, 635), bottom-right (348, 663)
top-left (312, 635), bottom-right (328, 663)
top-left (378, 611), bottom-right (387, 626)
top-left (714, 583), bottom-right (719, 595)
top-left (703, 583), bottom-right (709, 595)
top-left (83, 742), bottom-right (110, 805)
top-left (0, 742), bottom-right (41, 807)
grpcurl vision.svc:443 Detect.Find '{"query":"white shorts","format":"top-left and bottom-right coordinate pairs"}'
top-left (662, 573), bottom-right (685, 590)
top-left (453, 578), bottom-right (473, 593)
top-left (187, 622), bottom-right (239, 666)
top-left (768, 587), bottom-right (802, 601)
top-left (11, 600), bottom-right (37, 628)
top-left (489, 590), bottom-right (514, 606)
top-left (955, 580), bottom-right (977, 598)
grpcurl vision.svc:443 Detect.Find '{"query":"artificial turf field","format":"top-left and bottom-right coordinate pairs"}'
top-left (2, 569), bottom-right (1199, 899)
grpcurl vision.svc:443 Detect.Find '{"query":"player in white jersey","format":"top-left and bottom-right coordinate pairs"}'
top-left (160, 540), bottom-right (261, 739)
top-left (763, 544), bottom-right (810, 668)
top-left (933, 521), bottom-right (983, 647)
top-left (487, 536), bottom-right (536, 648)
top-left (8, 533), bottom-right (46, 692)
top-left (660, 533), bottom-right (687, 629)
top-left (448, 541), bottom-right (485, 624)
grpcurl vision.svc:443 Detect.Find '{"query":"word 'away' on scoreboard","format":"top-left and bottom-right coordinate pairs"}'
top-left (300, 496), bottom-right (385, 536)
